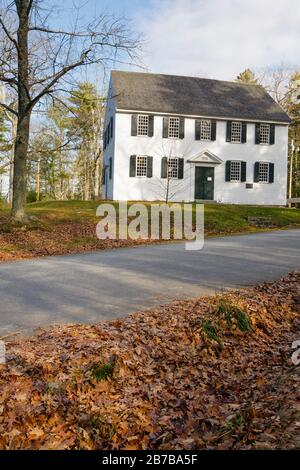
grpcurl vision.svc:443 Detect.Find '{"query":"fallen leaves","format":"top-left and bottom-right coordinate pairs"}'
top-left (0, 272), bottom-right (299, 450)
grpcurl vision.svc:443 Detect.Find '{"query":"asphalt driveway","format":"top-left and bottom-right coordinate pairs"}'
top-left (0, 229), bottom-right (299, 336)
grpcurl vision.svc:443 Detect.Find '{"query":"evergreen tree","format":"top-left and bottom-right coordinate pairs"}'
top-left (236, 69), bottom-right (259, 84)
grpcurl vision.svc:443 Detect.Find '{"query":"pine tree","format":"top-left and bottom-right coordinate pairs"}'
top-left (236, 69), bottom-right (259, 84)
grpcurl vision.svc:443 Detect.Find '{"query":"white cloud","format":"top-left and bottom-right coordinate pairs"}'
top-left (134, 0), bottom-right (300, 80)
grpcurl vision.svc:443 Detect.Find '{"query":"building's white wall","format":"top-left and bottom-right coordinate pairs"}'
top-left (110, 112), bottom-right (289, 205)
top-left (102, 80), bottom-right (116, 200)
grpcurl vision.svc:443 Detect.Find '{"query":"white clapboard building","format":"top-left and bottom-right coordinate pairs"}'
top-left (102, 71), bottom-right (290, 205)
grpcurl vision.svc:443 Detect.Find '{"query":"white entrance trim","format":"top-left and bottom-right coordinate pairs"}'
top-left (187, 150), bottom-right (223, 165)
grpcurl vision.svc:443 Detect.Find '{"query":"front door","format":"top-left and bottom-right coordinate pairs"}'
top-left (195, 167), bottom-right (215, 200)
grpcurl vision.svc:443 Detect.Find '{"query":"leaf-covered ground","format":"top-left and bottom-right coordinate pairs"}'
top-left (0, 272), bottom-right (299, 450)
top-left (0, 200), bottom-right (300, 261)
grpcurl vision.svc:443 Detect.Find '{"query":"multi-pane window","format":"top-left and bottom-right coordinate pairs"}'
top-left (260, 124), bottom-right (270, 144)
top-left (230, 161), bottom-right (241, 182)
top-left (258, 162), bottom-right (270, 182)
top-left (168, 117), bottom-right (180, 138)
top-left (168, 158), bottom-right (179, 178)
top-left (137, 115), bottom-right (149, 136)
top-left (231, 122), bottom-right (242, 143)
top-left (136, 156), bottom-right (148, 177)
top-left (200, 120), bottom-right (212, 140)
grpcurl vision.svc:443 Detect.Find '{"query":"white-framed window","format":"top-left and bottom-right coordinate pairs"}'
top-left (258, 162), bottom-right (270, 183)
top-left (230, 161), bottom-right (241, 182)
top-left (168, 157), bottom-right (179, 179)
top-left (137, 115), bottom-right (149, 136)
top-left (168, 117), bottom-right (180, 138)
top-left (260, 124), bottom-right (270, 145)
top-left (231, 122), bottom-right (242, 143)
top-left (200, 120), bottom-right (212, 140)
top-left (136, 155), bottom-right (148, 177)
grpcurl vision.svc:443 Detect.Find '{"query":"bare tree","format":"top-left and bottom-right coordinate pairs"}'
top-left (149, 141), bottom-right (194, 203)
top-left (0, 0), bottom-right (139, 222)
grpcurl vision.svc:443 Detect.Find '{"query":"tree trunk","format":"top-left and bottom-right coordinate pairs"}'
top-left (11, 0), bottom-right (31, 222)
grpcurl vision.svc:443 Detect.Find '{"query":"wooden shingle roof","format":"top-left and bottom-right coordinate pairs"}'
top-left (111, 71), bottom-right (291, 124)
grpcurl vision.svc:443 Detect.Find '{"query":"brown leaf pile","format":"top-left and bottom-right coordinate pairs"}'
top-left (0, 221), bottom-right (160, 262)
top-left (0, 272), bottom-right (299, 450)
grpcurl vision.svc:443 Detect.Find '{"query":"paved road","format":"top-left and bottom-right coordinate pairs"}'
top-left (0, 229), bottom-right (299, 336)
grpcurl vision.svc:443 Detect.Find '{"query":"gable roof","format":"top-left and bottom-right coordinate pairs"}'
top-left (111, 71), bottom-right (291, 124)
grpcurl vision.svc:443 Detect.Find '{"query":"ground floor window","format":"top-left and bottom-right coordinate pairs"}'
top-left (229, 161), bottom-right (241, 182)
top-left (136, 155), bottom-right (148, 177)
top-left (168, 157), bottom-right (179, 179)
top-left (258, 162), bottom-right (270, 182)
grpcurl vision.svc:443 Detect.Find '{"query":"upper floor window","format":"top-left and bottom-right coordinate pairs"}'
top-left (163, 116), bottom-right (184, 139)
top-left (137, 115), bottom-right (149, 136)
top-left (231, 122), bottom-right (242, 143)
top-left (136, 155), bottom-right (148, 177)
top-left (255, 123), bottom-right (275, 145)
top-left (200, 120), bottom-right (212, 140)
top-left (260, 124), bottom-right (270, 145)
top-left (168, 117), bottom-right (180, 138)
top-left (131, 114), bottom-right (154, 137)
top-left (195, 119), bottom-right (216, 141)
top-left (226, 121), bottom-right (247, 144)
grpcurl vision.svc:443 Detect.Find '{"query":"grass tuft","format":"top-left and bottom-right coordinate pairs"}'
top-left (89, 356), bottom-right (116, 382)
top-left (216, 299), bottom-right (252, 332)
top-left (202, 320), bottom-right (224, 348)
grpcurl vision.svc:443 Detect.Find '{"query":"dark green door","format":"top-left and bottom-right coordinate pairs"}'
top-left (195, 167), bottom-right (215, 200)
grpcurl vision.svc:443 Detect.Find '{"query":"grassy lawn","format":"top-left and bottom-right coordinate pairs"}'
top-left (0, 200), bottom-right (299, 261)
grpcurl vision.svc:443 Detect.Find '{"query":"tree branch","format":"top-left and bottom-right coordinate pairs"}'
top-left (0, 101), bottom-right (18, 116)
top-left (0, 15), bottom-right (19, 51)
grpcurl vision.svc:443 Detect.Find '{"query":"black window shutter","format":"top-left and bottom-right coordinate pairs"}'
top-left (108, 122), bottom-right (111, 143)
top-left (270, 124), bottom-right (275, 145)
top-left (254, 162), bottom-right (260, 182)
top-left (109, 158), bottom-right (113, 180)
top-left (147, 156), bottom-right (153, 178)
top-left (255, 123), bottom-right (261, 144)
top-left (178, 158), bottom-right (184, 179)
top-left (102, 167), bottom-right (106, 185)
top-left (131, 115), bottom-right (137, 136)
top-left (241, 161), bottom-right (247, 182)
top-left (225, 161), bottom-right (231, 181)
top-left (103, 130), bottom-right (106, 149)
top-left (130, 155), bottom-right (136, 177)
top-left (195, 120), bottom-right (201, 140)
top-left (241, 122), bottom-right (247, 143)
top-left (161, 157), bottom-right (168, 178)
top-left (163, 117), bottom-right (169, 138)
top-left (179, 117), bottom-right (185, 139)
top-left (148, 116), bottom-right (154, 137)
top-left (211, 120), bottom-right (217, 141)
top-left (110, 117), bottom-right (113, 139)
top-left (269, 163), bottom-right (275, 183)
top-left (226, 122), bottom-right (232, 142)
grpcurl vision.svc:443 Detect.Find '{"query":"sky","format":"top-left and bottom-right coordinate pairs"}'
top-left (60, 0), bottom-right (300, 81)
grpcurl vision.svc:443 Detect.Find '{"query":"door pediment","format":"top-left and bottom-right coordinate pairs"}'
top-left (188, 150), bottom-right (223, 165)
